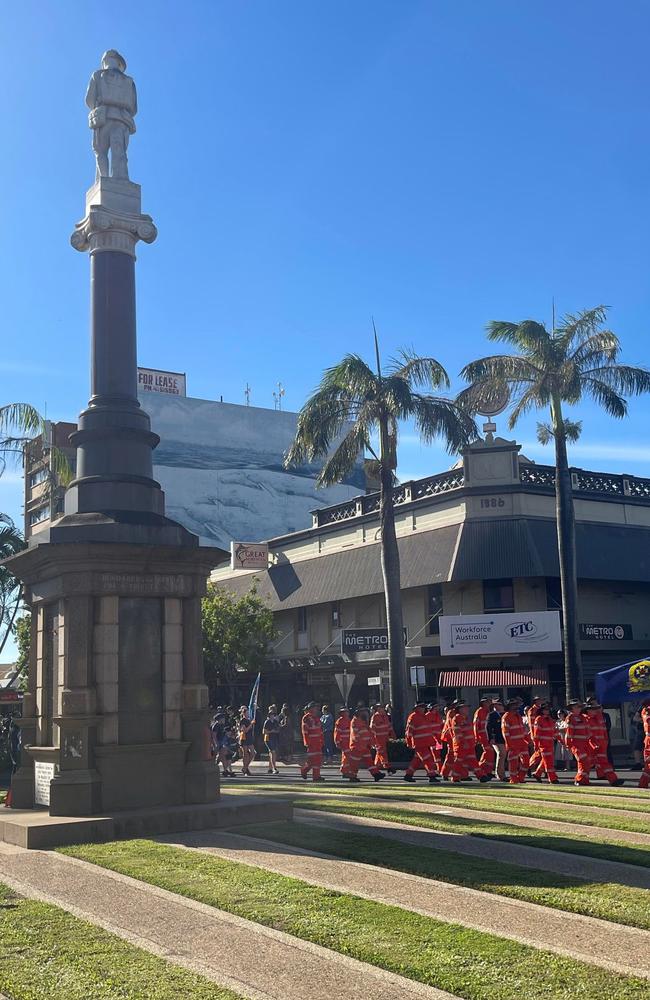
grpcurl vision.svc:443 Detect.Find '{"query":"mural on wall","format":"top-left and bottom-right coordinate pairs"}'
top-left (140, 394), bottom-right (365, 548)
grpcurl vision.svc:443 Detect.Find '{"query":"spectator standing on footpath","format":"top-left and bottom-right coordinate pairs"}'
top-left (487, 700), bottom-right (507, 780)
top-left (263, 705), bottom-right (281, 774)
top-left (321, 704), bottom-right (335, 763)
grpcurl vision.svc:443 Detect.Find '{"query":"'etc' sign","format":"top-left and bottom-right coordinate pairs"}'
top-left (439, 611), bottom-right (562, 656)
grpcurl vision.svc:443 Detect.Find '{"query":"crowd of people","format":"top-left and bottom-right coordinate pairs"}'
top-left (210, 696), bottom-right (650, 789)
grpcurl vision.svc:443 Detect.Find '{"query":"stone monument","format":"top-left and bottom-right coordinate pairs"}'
top-left (6, 51), bottom-right (223, 819)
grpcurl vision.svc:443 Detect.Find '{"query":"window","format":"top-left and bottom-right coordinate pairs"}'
top-left (29, 505), bottom-right (50, 526)
top-left (296, 607), bottom-right (308, 650)
top-left (483, 578), bottom-right (514, 612)
top-left (427, 584), bottom-right (443, 635)
top-left (29, 467), bottom-right (49, 488)
top-left (545, 577), bottom-right (562, 610)
top-left (330, 602), bottom-right (342, 627)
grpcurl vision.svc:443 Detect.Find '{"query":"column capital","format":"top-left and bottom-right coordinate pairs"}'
top-left (70, 178), bottom-right (157, 257)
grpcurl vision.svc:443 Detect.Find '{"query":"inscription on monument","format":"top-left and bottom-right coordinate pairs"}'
top-left (99, 573), bottom-right (187, 595)
top-left (34, 761), bottom-right (56, 806)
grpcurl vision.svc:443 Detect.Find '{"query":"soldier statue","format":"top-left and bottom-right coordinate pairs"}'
top-left (86, 50), bottom-right (137, 181)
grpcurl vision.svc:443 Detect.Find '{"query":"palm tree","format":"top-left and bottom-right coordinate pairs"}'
top-left (0, 514), bottom-right (26, 658)
top-left (0, 402), bottom-right (70, 481)
top-left (459, 305), bottom-right (650, 700)
top-left (285, 340), bottom-right (476, 731)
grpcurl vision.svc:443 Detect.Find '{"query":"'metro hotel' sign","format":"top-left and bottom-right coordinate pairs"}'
top-left (341, 627), bottom-right (407, 653)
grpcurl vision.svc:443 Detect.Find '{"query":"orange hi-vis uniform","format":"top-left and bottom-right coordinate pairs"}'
top-left (427, 707), bottom-right (444, 770)
top-left (334, 713), bottom-right (352, 776)
top-left (348, 715), bottom-right (383, 778)
top-left (501, 709), bottom-right (530, 783)
top-left (451, 711), bottom-right (486, 782)
top-left (473, 705), bottom-right (495, 775)
top-left (370, 707), bottom-right (394, 770)
top-left (587, 710), bottom-right (620, 784)
top-left (300, 711), bottom-right (324, 781)
top-left (532, 715), bottom-right (558, 782)
top-left (639, 705), bottom-right (650, 789)
top-left (565, 710), bottom-right (594, 785)
top-left (440, 711), bottom-right (456, 778)
top-left (404, 708), bottom-right (438, 778)
top-left (526, 703), bottom-right (543, 770)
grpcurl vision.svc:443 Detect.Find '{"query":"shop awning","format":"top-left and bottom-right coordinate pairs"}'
top-left (438, 667), bottom-right (549, 688)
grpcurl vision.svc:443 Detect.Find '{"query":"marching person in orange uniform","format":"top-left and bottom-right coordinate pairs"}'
top-left (370, 703), bottom-right (396, 773)
top-left (347, 708), bottom-right (386, 782)
top-left (501, 699), bottom-right (530, 783)
top-left (300, 701), bottom-right (325, 782)
top-left (404, 702), bottom-right (441, 783)
top-left (334, 707), bottom-right (352, 778)
top-left (473, 697), bottom-right (495, 778)
top-left (639, 699), bottom-right (650, 789)
top-left (451, 702), bottom-right (490, 783)
top-left (585, 703), bottom-right (625, 786)
top-left (440, 704), bottom-right (457, 779)
top-left (565, 700), bottom-right (595, 786)
top-left (426, 703), bottom-right (444, 772)
top-left (526, 695), bottom-right (544, 773)
top-left (532, 703), bottom-right (559, 783)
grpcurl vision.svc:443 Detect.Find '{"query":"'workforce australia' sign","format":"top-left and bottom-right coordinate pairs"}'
top-left (440, 611), bottom-right (562, 656)
top-left (341, 627), bottom-right (407, 653)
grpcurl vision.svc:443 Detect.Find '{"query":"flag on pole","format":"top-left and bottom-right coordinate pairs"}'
top-left (248, 672), bottom-right (261, 729)
top-left (595, 658), bottom-right (650, 704)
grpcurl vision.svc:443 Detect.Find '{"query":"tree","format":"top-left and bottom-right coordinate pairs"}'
top-left (202, 583), bottom-right (276, 704)
top-left (0, 401), bottom-right (72, 484)
top-left (13, 613), bottom-right (31, 689)
top-left (0, 515), bottom-right (26, 659)
top-left (459, 305), bottom-right (650, 700)
top-left (285, 341), bottom-right (476, 731)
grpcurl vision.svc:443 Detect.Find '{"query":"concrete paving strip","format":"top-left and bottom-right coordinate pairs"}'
top-left (0, 844), bottom-right (459, 1000)
top-left (296, 809), bottom-right (650, 889)
top-left (164, 829), bottom-right (650, 982)
top-left (339, 794), bottom-right (650, 845)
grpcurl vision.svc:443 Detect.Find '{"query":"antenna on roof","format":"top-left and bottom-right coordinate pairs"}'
top-left (244, 383), bottom-right (251, 406)
top-left (273, 381), bottom-right (285, 411)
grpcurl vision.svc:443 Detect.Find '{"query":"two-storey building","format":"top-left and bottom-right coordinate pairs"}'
top-left (211, 435), bottom-right (650, 746)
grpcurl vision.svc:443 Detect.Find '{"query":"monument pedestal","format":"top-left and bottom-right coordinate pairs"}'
top-left (8, 542), bottom-right (222, 817)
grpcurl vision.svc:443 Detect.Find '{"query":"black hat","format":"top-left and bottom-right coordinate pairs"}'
top-left (505, 698), bottom-right (519, 708)
top-left (305, 701), bottom-right (317, 710)
top-left (567, 699), bottom-right (583, 707)
top-left (415, 701), bottom-right (427, 708)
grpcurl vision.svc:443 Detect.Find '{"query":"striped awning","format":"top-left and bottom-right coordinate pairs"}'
top-left (438, 667), bottom-right (549, 688)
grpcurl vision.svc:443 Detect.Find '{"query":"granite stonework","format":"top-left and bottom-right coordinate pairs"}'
top-left (4, 52), bottom-right (229, 829)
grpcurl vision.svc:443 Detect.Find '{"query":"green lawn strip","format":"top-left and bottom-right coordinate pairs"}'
top-left (295, 797), bottom-right (650, 868)
top-left (60, 840), bottom-right (648, 1000)
top-left (236, 782), bottom-right (650, 835)
top-left (0, 881), bottom-right (243, 1000)
top-left (396, 786), bottom-right (650, 814)
top-left (235, 819), bottom-right (650, 929)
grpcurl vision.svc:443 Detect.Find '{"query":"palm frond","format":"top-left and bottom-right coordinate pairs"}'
top-left (486, 320), bottom-right (549, 354)
top-left (284, 386), bottom-right (360, 467)
top-left (536, 422), bottom-right (554, 445)
top-left (563, 419), bottom-right (583, 442)
top-left (319, 355), bottom-right (379, 399)
top-left (388, 350), bottom-right (450, 391)
top-left (556, 305), bottom-right (609, 349)
top-left (569, 331), bottom-right (619, 369)
top-left (583, 363), bottom-right (650, 397)
top-left (316, 422), bottom-right (369, 487)
top-left (508, 385), bottom-right (545, 428)
top-left (582, 378), bottom-right (628, 418)
top-left (410, 394), bottom-right (477, 454)
top-left (0, 403), bottom-right (44, 437)
top-left (461, 354), bottom-right (541, 386)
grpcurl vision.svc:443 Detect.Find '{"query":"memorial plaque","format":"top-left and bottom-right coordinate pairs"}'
top-left (34, 761), bottom-right (55, 806)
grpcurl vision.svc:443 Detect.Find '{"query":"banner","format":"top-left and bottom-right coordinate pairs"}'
top-left (439, 611), bottom-right (562, 656)
top-left (595, 659), bottom-right (650, 704)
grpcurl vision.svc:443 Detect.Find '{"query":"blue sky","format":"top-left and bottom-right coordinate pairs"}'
top-left (2, 0), bottom-right (650, 527)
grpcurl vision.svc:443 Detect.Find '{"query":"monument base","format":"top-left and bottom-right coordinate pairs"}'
top-left (0, 795), bottom-right (293, 850)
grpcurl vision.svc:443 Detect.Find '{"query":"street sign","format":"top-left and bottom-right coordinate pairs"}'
top-left (334, 671), bottom-right (353, 701)
top-left (341, 627), bottom-right (407, 653)
top-left (410, 665), bottom-right (426, 687)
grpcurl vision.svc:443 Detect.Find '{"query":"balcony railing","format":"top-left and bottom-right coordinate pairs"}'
top-left (312, 461), bottom-right (650, 529)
